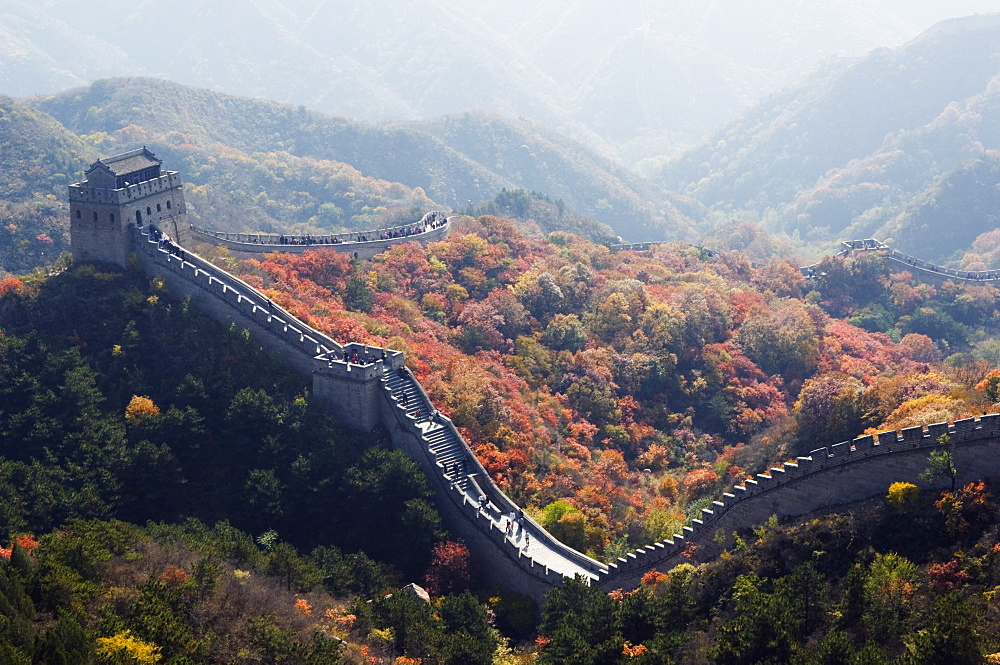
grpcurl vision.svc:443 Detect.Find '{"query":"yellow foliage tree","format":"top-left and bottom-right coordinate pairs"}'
top-left (95, 630), bottom-right (162, 664)
top-left (866, 393), bottom-right (966, 434)
top-left (125, 395), bottom-right (160, 424)
top-left (887, 482), bottom-right (919, 512)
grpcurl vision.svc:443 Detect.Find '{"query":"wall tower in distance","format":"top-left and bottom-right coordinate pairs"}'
top-left (69, 148), bottom-right (190, 266)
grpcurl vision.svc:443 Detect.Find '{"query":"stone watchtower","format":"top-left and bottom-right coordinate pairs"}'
top-left (69, 148), bottom-right (191, 266)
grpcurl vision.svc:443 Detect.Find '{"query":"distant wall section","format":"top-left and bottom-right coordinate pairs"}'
top-left (191, 214), bottom-right (451, 261)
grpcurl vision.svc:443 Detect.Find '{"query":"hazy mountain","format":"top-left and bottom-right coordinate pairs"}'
top-left (0, 97), bottom-right (96, 273)
top-left (34, 77), bottom-right (700, 241)
top-left (3, 0), bottom-right (997, 165)
top-left (653, 15), bottom-right (1000, 263)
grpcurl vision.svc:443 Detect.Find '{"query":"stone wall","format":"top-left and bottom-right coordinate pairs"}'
top-left (191, 214), bottom-right (451, 261)
top-left (128, 223), bottom-right (1000, 601)
top-left (70, 172), bottom-right (189, 266)
top-left (595, 416), bottom-right (1000, 590)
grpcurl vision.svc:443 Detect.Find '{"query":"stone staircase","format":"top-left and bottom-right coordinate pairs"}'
top-left (384, 367), bottom-right (477, 495)
top-left (381, 360), bottom-right (607, 584)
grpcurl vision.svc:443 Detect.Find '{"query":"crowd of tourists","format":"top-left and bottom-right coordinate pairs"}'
top-left (213, 212), bottom-right (449, 246)
top-left (148, 224), bottom-right (185, 260)
top-left (338, 346), bottom-right (388, 365)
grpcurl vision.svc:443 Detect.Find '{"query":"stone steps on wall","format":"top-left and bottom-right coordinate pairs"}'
top-left (385, 372), bottom-right (433, 420)
top-left (383, 368), bottom-right (469, 474)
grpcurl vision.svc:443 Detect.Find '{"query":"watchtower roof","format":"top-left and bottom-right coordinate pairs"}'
top-left (88, 147), bottom-right (161, 177)
top-left (80, 147), bottom-right (165, 190)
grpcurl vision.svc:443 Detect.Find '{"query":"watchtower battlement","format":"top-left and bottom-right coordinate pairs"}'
top-left (70, 147), bottom-right (190, 266)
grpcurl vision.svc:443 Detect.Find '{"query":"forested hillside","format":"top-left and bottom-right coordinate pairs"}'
top-left (32, 77), bottom-right (698, 242)
top-left (0, 266), bottom-right (530, 663)
top-left (213, 216), bottom-right (1000, 563)
top-left (654, 17), bottom-right (1000, 264)
top-left (0, 97), bottom-right (95, 273)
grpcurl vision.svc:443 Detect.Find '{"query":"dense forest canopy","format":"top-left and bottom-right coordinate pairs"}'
top-left (5, 238), bottom-right (1000, 661)
top-left (4, 10), bottom-right (1000, 661)
top-left (211, 216), bottom-right (1000, 563)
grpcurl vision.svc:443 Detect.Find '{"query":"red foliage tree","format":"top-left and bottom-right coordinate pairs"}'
top-left (423, 540), bottom-right (473, 597)
top-left (928, 560), bottom-right (971, 593)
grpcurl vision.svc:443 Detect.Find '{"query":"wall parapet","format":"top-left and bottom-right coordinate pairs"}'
top-left (191, 212), bottom-right (451, 260)
top-left (70, 172), bottom-right (183, 206)
top-left (126, 221), bottom-right (1000, 597)
top-left (131, 225), bottom-right (342, 360)
top-left (595, 415), bottom-right (1000, 589)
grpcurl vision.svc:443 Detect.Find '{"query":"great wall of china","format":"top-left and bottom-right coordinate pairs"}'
top-left (68, 149), bottom-right (1000, 602)
top-left (131, 222), bottom-right (1000, 600)
top-left (613, 238), bottom-right (1000, 285)
top-left (190, 211), bottom-right (451, 261)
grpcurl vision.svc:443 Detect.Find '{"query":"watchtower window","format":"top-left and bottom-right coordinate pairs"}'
top-left (75, 210), bottom-right (81, 219)
top-left (92, 212), bottom-right (98, 222)
top-left (136, 210), bottom-right (142, 224)
top-left (110, 214), bottom-right (115, 224)
top-left (156, 203), bottom-right (161, 212)
top-left (166, 201), bottom-right (172, 210)
top-left (146, 206), bottom-right (152, 216)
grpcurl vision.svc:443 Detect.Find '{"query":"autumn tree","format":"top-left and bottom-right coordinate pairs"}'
top-left (920, 434), bottom-right (957, 491)
top-left (935, 481), bottom-right (995, 536)
top-left (423, 540), bottom-right (472, 597)
top-left (887, 482), bottom-right (919, 512)
top-left (736, 302), bottom-right (819, 378)
top-left (793, 374), bottom-right (865, 451)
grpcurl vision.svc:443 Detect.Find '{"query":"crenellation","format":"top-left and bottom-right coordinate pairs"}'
top-left (954, 418), bottom-right (977, 435)
top-left (901, 426), bottom-right (925, 444)
top-left (828, 442), bottom-right (848, 458)
top-left (979, 414), bottom-right (1000, 437)
top-left (877, 431), bottom-right (898, 447)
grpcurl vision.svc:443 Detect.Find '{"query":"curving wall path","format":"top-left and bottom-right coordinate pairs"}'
top-left (593, 417), bottom-right (1000, 590)
top-left (132, 227), bottom-right (1000, 600)
top-left (191, 211), bottom-right (451, 261)
top-left (831, 239), bottom-right (1000, 284)
top-left (614, 238), bottom-right (1000, 286)
top-left (129, 223), bottom-right (607, 601)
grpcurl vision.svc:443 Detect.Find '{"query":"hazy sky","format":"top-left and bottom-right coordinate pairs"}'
top-left (3, 0), bottom-right (998, 160)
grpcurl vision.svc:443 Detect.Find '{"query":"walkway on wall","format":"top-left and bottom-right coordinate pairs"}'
top-left (833, 239), bottom-right (1000, 283)
top-left (613, 237), bottom-right (1000, 284)
top-left (382, 360), bottom-right (606, 583)
top-left (191, 211), bottom-right (450, 256)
